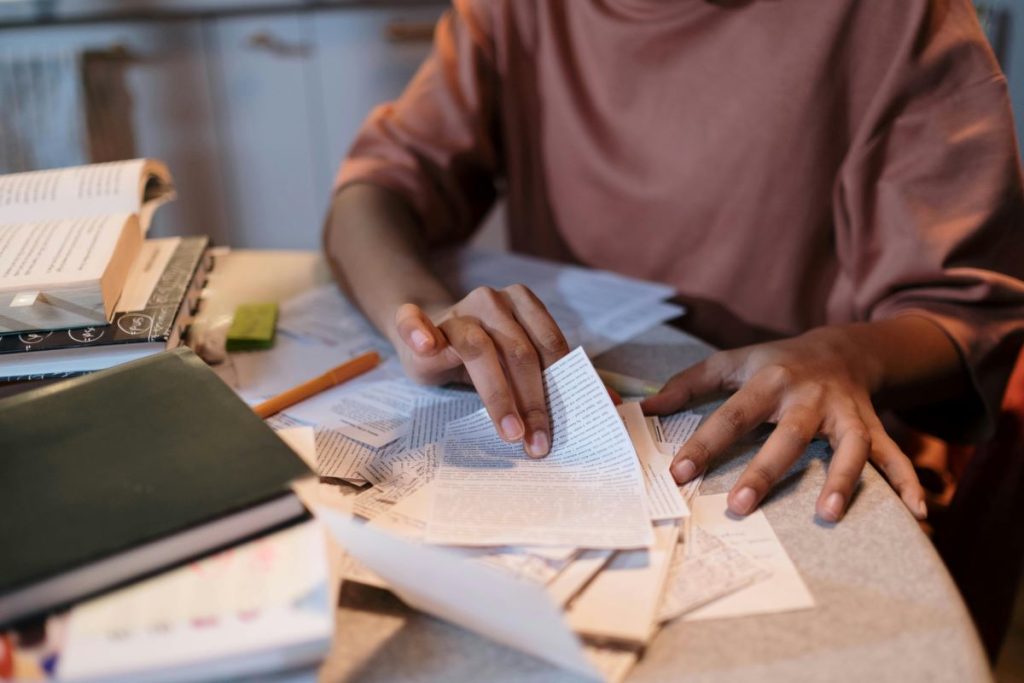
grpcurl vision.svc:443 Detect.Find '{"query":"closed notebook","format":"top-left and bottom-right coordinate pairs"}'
top-left (0, 347), bottom-right (311, 627)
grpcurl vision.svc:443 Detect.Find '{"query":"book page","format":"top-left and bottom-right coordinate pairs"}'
top-left (286, 379), bottom-right (415, 448)
top-left (619, 402), bottom-right (689, 521)
top-left (684, 494), bottom-right (815, 620)
top-left (0, 214), bottom-right (130, 292)
top-left (0, 160), bottom-right (149, 225)
top-left (661, 411), bottom-right (701, 447)
top-left (427, 348), bottom-right (653, 549)
top-left (114, 237), bottom-right (180, 312)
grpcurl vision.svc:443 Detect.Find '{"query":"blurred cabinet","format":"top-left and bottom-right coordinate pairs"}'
top-left (0, 19), bottom-right (232, 245)
top-left (310, 5), bottom-right (442, 196)
top-left (204, 12), bottom-right (323, 249)
top-left (0, 3), bottom-right (447, 249)
top-left (205, 3), bottom-right (443, 249)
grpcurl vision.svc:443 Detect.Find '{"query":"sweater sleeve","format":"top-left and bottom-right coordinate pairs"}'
top-left (834, 0), bottom-right (1024, 441)
top-left (333, 0), bottom-right (501, 246)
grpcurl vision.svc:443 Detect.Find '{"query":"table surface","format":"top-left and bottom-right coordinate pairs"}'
top-left (196, 250), bottom-right (992, 683)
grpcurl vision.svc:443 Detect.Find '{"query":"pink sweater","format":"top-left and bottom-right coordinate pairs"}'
top-left (336, 0), bottom-right (1024, 440)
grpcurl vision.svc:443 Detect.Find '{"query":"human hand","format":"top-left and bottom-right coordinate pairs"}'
top-left (641, 326), bottom-right (928, 523)
top-left (391, 285), bottom-right (570, 457)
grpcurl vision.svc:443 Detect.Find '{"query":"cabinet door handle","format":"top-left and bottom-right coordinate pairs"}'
top-left (384, 20), bottom-right (436, 43)
top-left (246, 31), bottom-right (312, 58)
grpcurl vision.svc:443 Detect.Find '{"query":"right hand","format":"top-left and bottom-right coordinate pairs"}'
top-left (392, 285), bottom-right (570, 458)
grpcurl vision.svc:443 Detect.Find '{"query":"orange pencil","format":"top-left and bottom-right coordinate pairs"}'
top-left (253, 350), bottom-right (381, 419)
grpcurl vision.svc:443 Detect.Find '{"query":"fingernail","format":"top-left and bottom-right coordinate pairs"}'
top-left (527, 431), bottom-right (549, 458)
top-left (672, 459), bottom-right (697, 483)
top-left (410, 329), bottom-right (432, 351)
top-left (822, 492), bottom-right (844, 523)
top-left (500, 414), bottom-right (524, 440)
top-left (731, 487), bottom-right (758, 515)
top-left (916, 499), bottom-right (927, 520)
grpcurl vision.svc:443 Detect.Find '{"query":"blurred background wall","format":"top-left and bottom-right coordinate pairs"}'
top-left (0, 0), bottom-right (1020, 251)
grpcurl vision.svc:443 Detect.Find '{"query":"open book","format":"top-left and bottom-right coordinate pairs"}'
top-left (0, 159), bottom-right (176, 333)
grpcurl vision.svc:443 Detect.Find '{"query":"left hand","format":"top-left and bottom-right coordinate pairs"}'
top-left (641, 326), bottom-right (927, 523)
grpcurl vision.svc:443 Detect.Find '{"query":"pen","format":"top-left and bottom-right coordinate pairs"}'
top-left (596, 368), bottom-right (662, 398)
top-left (253, 350), bottom-right (381, 419)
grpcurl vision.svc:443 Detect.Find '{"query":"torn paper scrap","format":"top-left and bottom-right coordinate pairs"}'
top-left (620, 402), bottom-right (689, 521)
top-left (285, 379), bottom-right (415, 448)
top-left (684, 494), bottom-right (815, 620)
top-left (427, 347), bottom-right (653, 549)
top-left (658, 526), bottom-right (770, 622)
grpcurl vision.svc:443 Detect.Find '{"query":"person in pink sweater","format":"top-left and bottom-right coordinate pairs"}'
top-left (325, 0), bottom-right (1024, 525)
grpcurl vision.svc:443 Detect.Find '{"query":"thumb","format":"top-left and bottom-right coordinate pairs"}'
top-left (395, 303), bottom-right (447, 357)
top-left (641, 356), bottom-right (729, 415)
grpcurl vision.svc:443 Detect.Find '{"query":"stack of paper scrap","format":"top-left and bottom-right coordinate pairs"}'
top-left (274, 346), bottom-right (815, 682)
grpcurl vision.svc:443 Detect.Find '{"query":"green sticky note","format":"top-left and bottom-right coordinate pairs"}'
top-left (226, 302), bottom-right (278, 351)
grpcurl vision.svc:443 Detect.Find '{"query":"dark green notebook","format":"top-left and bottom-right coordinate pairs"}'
top-left (0, 348), bottom-right (311, 626)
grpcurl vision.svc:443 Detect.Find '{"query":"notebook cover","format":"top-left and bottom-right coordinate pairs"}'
top-left (0, 348), bottom-right (310, 604)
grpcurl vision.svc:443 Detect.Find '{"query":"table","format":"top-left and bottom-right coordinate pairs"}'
top-left (196, 250), bottom-right (992, 683)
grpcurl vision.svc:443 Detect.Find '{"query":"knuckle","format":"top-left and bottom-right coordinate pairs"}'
top-left (761, 363), bottom-right (796, 388)
top-left (705, 353), bottom-right (733, 378)
top-left (777, 420), bottom-right (810, 444)
top-left (845, 426), bottom-right (872, 446)
top-left (481, 387), bottom-right (510, 408)
top-left (748, 462), bottom-right (778, 488)
top-left (521, 406), bottom-right (549, 427)
top-left (460, 327), bottom-right (492, 359)
top-left (506, 341), bottom-right (539, 368)
top-left (468, 286), bottom-right (499, 306)
top-left (682, 436), bottom-right (712, 465)
top-left (505, 283), bottom-right (530, 298)
top-left (800, 383), bottom-right (826, 407)
top-left (718, 405), bottom-right (747, 437)
top-left (537, 330), bottom-right (570, 357)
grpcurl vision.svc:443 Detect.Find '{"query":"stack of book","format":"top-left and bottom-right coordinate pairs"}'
top-left (0, 159), bottom-right (212, 381)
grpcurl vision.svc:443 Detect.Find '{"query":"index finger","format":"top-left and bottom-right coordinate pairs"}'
top-left (503, 284), bottom-right (570, 368)
top-left (669, 377), bottom-right (778, 483)
top-left (641, 352), bottom-right (734, 416)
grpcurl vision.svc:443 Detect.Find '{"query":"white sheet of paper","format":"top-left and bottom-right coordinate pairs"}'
top-left (658, 527), bottom-right (770, 622)
top-left (276, 284), bottom-right (386, 352)
top-left (318, 508), bottom-right (602, 680)
top-left (232, 334), bottom-right (355, 402)
top-left (619, 403), bottom-right (689, 521)
top-left (428, 348), bottom-right (653, 549)
top-left (230, 285), bottom-right (392, 402)
top-left (286, 379), bottom-right (415, 448)
top-left (684, 494), bottom-right (815, 620)
top-left (437, 248), bottom-right (682, 356)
